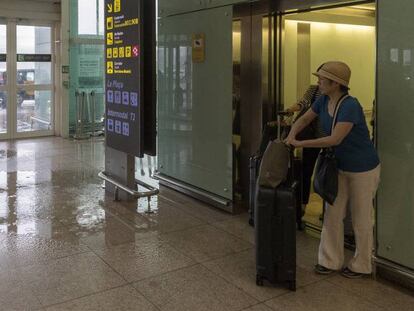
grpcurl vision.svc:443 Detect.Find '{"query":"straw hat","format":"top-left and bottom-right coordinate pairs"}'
top-left (313, 61), bottom-right (351, 88)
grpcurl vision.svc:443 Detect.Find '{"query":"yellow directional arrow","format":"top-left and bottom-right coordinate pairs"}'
top-left (107, 3), bottom-right (113, 13)
top-left (114, 0), bottom-right (121, 12)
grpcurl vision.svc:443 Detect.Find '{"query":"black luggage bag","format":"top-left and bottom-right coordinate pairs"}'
top-left (255, 141), bottom-right (297, 291)
top-left (249, 155), bottom-right (303, 231)
top-left (293, 157), bottom-right (304, 230)
top-left (255, 181), bottom-right (297, 291)
top-left (248, 154), bottom-right (261, 226)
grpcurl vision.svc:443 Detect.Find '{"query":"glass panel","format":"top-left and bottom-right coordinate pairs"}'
top-left (0, 91), bottom-right (7, 133)
top-left (0, 63), bottom-right (5, 87)
top-left (0, 24), bottom-right (6, 53)
top-left (17, 26), bottom-right (51, 54)
top-left (0, 24), bottom-right (6, 86)
top-left (377, 0), bottom-right (414, 270)
top-left (17, 90), bottom-right (51, 132)
top-left (17, 26), bottom-right (52, 86)
top-left (78, 0), bottom-right (105, 36)
top-left (16, 62), bottom-right (51, 85)
top-left (69, 44), bottom-right (105, 132)
top-left (158, 7), bottom-right (233, 199)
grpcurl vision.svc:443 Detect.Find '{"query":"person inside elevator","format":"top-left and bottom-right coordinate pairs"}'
top-left (286, 65), bottom-right (323, 216)
top-left (285, 61), bottom-right (380, 278)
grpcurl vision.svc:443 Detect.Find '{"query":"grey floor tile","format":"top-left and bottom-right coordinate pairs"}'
top-left (44, 285), bottom-right (157, 311)
top-left (0, 268), bottom-right (41, 311)
top-left (161, 224), bottom-right (253, 263)
top-left (134, 264), bottom-right (258, 311)
top-left (242, 304), bottom-right (274, 311)
top-left (203, 249), bottom-right (327, 302)
top-left (265, 280), bottom-right (385, 311)
top-left (211, 214), bottom-right (255, 244)
top-left (328, 275), bottom-right (414, 310)
top-left (94, 237), bottom-right (195, 282)
top-left (66, 215), bottom-right (139, 251)
top-left (163, 195), bottom-right (234, 223)
top-left (0, 232), bottom-right (89, 269)
top-left (138, 201), bottom-right (205, 234)
top-left (0, 218), bottom-right (87, 247)
top-left (17, 252), bottom-right (126, 307)
top-left (203, 249), bottom-right (288, 301)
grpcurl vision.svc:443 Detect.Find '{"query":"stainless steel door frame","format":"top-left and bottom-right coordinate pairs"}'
top-left (274, 0), bottom-right (374, 12)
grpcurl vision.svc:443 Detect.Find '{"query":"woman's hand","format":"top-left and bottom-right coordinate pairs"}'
top-left (285, 136), bottom-right (303, 148)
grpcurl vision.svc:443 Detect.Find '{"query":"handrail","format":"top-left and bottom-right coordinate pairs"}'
top-left (98, 171), bottom-right (159, 213)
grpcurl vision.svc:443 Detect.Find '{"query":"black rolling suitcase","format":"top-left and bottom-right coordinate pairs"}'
top-left (293, 157), bottom-right (304, 230)
top-left (254, 114), bottom-right (297, 291)
top-left (249, 150), bottom-right (303, 231)
top-left (248, 154), bottom-right (261, 226)
top-left (255, 178), bottom-right (297, 291)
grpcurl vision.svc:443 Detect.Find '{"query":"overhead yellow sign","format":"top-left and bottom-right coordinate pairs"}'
top-left (107, 61), bottom-right (113, 74)
top-left (107, 17), bottom-right (113, 30)
top-left (119, 47), bottom-right (125, 58)
top-left (114, 0), bottom-right (121, 13)
top-left (107, 48), bottom-right (112, 59)
top-left (192, 33), bottom-right (205, 63)
top-left (107, 32), bottom-right (113, 45)
top-left (126, 46), bottom-right (131, 57)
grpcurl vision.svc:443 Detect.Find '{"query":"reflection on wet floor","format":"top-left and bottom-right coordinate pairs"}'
top-left (0, 137), bottom-right (412, 310)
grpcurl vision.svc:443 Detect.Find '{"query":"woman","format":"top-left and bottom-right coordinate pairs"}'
top-left (285, 61), bottom-right (380, 278)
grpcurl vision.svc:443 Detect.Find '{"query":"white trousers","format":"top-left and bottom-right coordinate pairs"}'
top-left (318, 165), bottom-right (381, 274)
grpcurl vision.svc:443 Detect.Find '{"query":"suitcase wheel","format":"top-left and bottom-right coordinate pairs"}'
top-left (248, 218), bottom-right (254, 227)
top-left (256, 274), bottom-right (264, 286)
top-left (288, 280), bottom-right (296, 291)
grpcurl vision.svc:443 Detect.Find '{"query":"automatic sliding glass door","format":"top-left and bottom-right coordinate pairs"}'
top-left (0, 23), bottom-right (8, 138)
top-left (16, 25), bottom-right (53, 135)
top-left (0, 21), bottom-right (54, 139)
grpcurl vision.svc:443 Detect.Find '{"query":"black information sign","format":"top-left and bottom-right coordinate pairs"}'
top-left (105, 0), bottom-right (149, 157)
top-left (17, 54), bottom-right (52, 62)
top-left (0, 54), bottom-right (5, 62)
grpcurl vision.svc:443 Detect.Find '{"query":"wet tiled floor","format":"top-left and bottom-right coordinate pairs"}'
top-left (0, 137), bottom-right (412, 310)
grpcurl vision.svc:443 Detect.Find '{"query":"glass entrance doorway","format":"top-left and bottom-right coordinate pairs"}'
top-left (0, 21), bottom-right (54, 139)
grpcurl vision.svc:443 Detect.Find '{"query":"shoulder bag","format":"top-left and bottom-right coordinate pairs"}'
top-left (313, 94), bottom-right (349, 205)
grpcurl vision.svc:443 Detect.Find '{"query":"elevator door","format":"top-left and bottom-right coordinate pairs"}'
top-left (279, 3), bottom-right (376, 233)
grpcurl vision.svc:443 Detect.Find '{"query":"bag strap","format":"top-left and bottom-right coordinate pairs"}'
top-left (310, 86), bottom-right (319, 104)
top-left (330, 94), bottom-right (349, 135)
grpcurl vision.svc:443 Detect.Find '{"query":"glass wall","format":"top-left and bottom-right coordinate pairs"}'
top-left (69, 0), bottom-right (105, 134)
top-left (377, 0), bottom-right (414, 270)
top-left (157, 7), bottom-right (233, 200)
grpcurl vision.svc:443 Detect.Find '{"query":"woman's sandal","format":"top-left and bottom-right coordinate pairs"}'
top-left (314, 264), bottom-right (335, 275)
top-left (341, 267), bottom-right (365, 279)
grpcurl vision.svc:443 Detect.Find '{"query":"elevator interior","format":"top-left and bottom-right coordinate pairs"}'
top-left (232, 2), bottom-right (376, 233)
